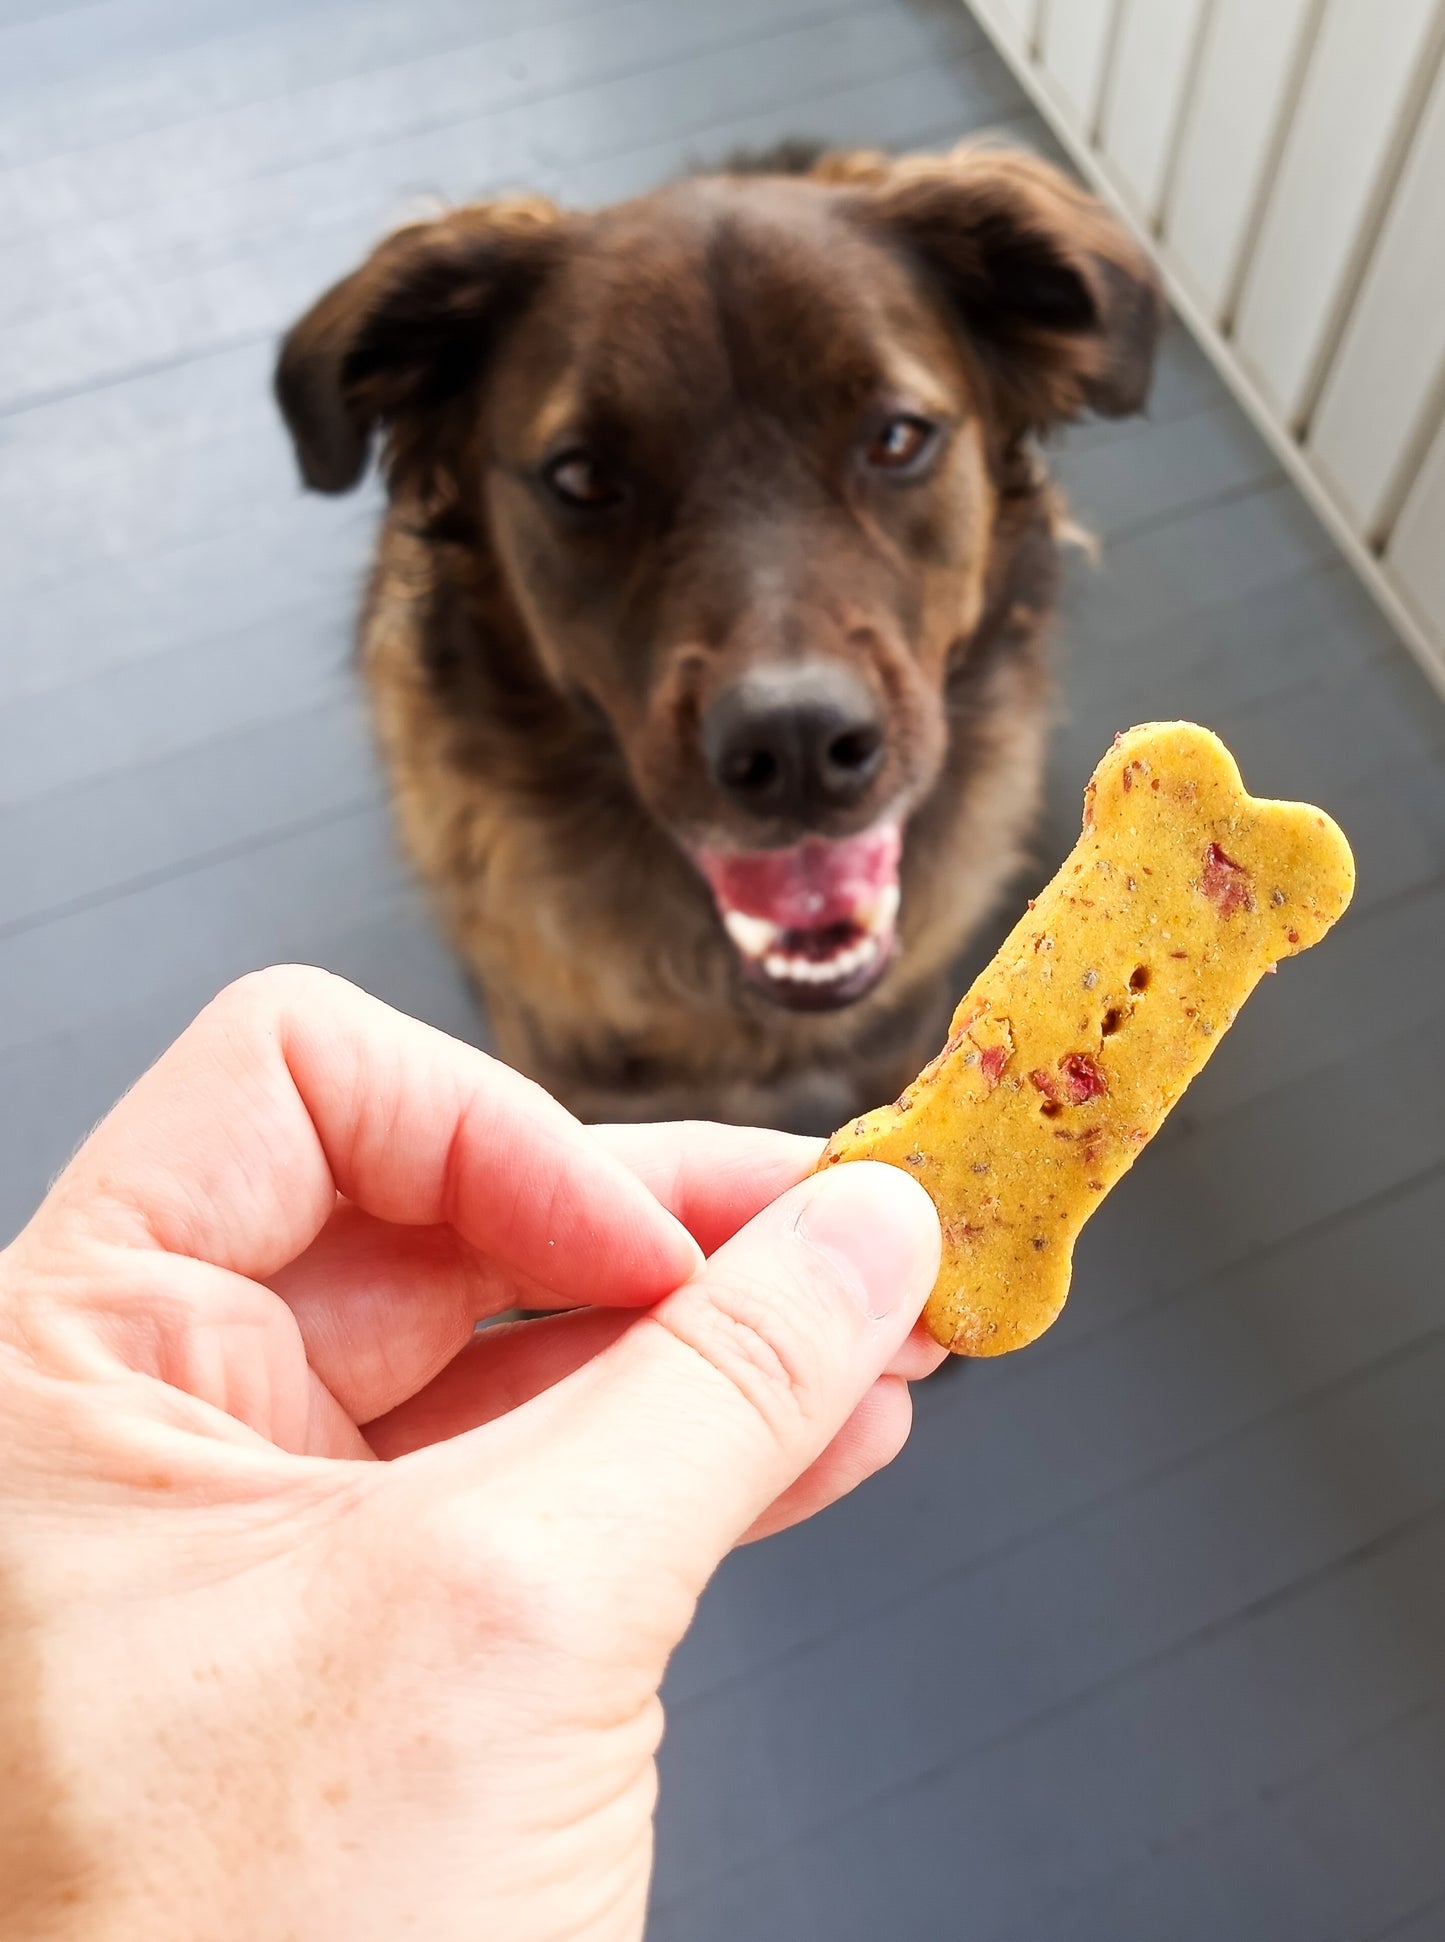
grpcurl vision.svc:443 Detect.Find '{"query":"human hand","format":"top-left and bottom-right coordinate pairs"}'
top-left (0, 968), bottom-right (942, 1942)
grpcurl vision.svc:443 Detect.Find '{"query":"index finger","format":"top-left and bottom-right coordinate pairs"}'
top-left (589, 1121), bottom-right (823, 1255)
top-left (35, 966), bottom-right (701, 1306)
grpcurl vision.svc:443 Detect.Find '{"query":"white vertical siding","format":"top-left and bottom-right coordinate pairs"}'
top-left (961, 0), bottom-right (1445, 689)
top-left (1162, 0), bottom-right (1319, 322)
top-left (1308, 51), bottom-right (1445, 541)
top-left (1037, 0), bottom-right (1116, 137)
top-left (1231, 0), bottom-right (1443, 429)
top-left (970, 0), bottom-right (1039, 57)
top-left (1388, 419), bottom-right (1445, 648)
top-left (1098, 0), bottom-right (1208, 223)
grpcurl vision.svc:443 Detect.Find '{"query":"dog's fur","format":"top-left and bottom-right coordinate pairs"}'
top-left (276, 142), bottom-right (1162, 1128)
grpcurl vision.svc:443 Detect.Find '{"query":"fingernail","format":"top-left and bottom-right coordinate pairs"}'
top-left (793, 1162), bottom-right (941, 1321)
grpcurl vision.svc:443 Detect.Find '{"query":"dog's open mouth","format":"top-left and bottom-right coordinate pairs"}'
top-left (694, 824), bottom-right (901, 1010)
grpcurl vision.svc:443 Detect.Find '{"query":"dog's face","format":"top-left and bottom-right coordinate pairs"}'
top-left (277, 147), bottom-right (1160, 1010)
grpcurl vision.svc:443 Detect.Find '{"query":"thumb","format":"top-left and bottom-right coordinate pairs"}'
top-left (510, 1159), bottom-right (942, 1608)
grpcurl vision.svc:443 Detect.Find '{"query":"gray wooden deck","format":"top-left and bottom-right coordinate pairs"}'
top-left (2, 2), bottom-right (1444, 1936)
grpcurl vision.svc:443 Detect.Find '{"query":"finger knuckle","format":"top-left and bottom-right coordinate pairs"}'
top-left (659, 1264), bottom-right (833, 1444)
top-left (207, 963), bottom-right (350, 1028)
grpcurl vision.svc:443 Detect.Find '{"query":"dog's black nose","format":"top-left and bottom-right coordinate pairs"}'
top-left (702, 663), bottom-right (885, 820)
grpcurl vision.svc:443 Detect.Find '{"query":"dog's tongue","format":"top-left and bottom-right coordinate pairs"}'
top-left (695, 825), bottom-right (903, 1006)
top-left (696, 825), bottom-right (902, 931)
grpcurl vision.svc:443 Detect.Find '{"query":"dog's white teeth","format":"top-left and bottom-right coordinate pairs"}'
top-left (723, 910), bottom-right (781, 956)
top-left (857, 881), bottom-right (901, 936)
top-left (724, 883), bottom-right (898, 987)
top-left (761, 933), bottom-right (883, 986)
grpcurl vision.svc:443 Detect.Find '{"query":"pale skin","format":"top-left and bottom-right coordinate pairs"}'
top-left (0, 966), bottom-right (944, 1942)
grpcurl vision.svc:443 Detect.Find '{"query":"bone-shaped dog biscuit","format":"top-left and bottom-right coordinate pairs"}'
top-left (818, 722), bottom-right (1355, 1355)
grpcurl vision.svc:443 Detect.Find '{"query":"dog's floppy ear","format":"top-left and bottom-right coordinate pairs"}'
top-left (830, 143), bottom-right (1164, 434)
top-left (275, 197), bottom-right (566, 494)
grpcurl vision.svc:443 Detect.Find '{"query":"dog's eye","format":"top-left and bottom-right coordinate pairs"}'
top-left (543, 451), bottom-right (624, 511)
top-left (866, 415), bottom-right (938, 474)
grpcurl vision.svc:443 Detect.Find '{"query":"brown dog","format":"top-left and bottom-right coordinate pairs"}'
top-left (276, 142), bottom-right (1162, 1129)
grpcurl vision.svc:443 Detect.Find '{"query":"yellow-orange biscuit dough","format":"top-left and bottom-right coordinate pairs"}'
top-left (818, 722), bottom-right (1355, 1355)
